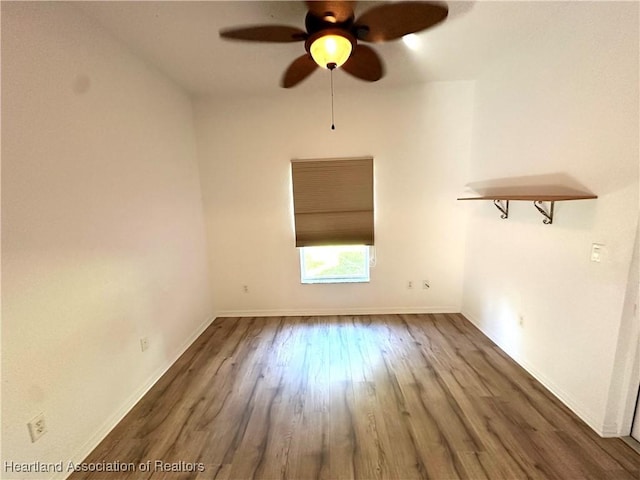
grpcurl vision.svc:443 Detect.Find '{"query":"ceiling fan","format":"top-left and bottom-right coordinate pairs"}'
top-left (219, 1), bottom-right (449, 88)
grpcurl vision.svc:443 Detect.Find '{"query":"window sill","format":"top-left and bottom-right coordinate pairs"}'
top-left (301, 278), bottom-right (370, 285)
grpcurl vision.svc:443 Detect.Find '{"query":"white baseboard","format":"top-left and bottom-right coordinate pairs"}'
top-left (461, 310), bottom-right (611, 437)
top-left (214, 305), bottom-right (460, 318)
top-left (600, 422), bottom-right (621, 438)
top-left (57, 315), bottom-right (217, 480)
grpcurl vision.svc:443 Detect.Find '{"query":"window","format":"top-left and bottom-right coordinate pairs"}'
top-left (300, 245), bottom-right (370, 284)
top-left (291, 157), bottom-right (374, 284)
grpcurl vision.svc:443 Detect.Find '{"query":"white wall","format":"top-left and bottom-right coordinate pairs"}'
top-left (1, 3), bottom-right (213, 478)
top-left (194, 81), bottom-right (474, 317)
top-left (461, 1), bottom-right (639, 435)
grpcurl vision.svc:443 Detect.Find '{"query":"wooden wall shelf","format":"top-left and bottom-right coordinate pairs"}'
top-left (457, 194), bottom-right (597, 224)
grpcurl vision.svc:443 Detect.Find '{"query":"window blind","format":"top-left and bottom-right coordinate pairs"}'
top-left (291, 157), bottom-right (374, 247)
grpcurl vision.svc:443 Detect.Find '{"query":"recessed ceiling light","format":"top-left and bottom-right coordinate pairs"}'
top-left (402, 33), bottom-right (421, 51)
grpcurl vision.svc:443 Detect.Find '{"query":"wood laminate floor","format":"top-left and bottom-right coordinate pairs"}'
top-left (71, 314), bottom-right (639, 479)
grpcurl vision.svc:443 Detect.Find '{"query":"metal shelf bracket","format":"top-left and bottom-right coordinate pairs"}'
top-left (493, 199), bottom-right (509, 219)
top-left (533, 200), bottom-right (554, 224)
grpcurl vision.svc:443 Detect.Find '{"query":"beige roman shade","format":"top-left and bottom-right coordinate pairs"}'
top-left (291, 157), bottom-right (374, 247)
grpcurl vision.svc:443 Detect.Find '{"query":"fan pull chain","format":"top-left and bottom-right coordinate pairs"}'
top-left (329, 64), bottom-right (336, 130)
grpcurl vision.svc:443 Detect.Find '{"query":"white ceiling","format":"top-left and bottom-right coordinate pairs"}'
top-left (76, 1), bottom-right (570, 97)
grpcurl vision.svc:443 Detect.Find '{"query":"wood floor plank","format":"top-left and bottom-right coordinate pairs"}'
top-left (70, 314), bottom-right (639, 480)
top-left (349, 381), bottom-right (394, 480)
top-left (288, 409), bottom-right (329, 480)
top-left (328, 380), bottom-right (356, 480)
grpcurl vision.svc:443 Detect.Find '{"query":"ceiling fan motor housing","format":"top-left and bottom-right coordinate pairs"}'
top-left (304, 10), bottom-right (354, 34)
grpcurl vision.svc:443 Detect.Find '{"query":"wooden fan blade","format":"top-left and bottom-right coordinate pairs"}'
top-left (355, 1), bottom-right (448, 43)
top-left (281, 55), bottom-right (318, 88)
top-left (306, 1), bottom-right (355, 23)
top-left (220, 25), bottom-right (307, 42)
top-left (341, 44), bottom-right (384, 82)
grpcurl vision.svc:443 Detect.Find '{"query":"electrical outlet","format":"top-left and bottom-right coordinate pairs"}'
top-left (407, 281), bottom-right (413, 289)
top-left (518, 315), bottom-right (524, 327)
top-left (243, 285), bottom-right (249, 293)
top-left (28, 413), bottom-right (47, 443)
top-left (140, 337), bottom-right (149, 352)
top-left (422, 280), bottom-right (430, 289)
top-left (591, 243), bottom-right (604, 263)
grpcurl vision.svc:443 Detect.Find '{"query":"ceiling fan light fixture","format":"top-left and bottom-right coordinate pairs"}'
top-left (308, 30), bottom-right (354, 69)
